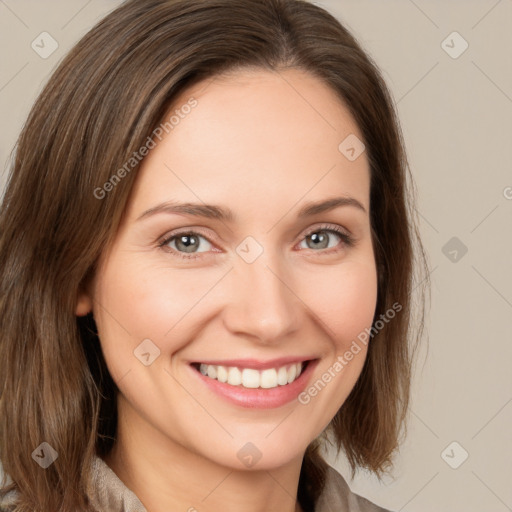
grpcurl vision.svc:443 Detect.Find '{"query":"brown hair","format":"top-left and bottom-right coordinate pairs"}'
top-left (0, 0), bottom-right (430, 510)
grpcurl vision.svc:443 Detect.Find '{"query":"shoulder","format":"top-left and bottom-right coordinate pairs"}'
top-left (316, 464), bottom-right (394, 512)
top-left (0, 455), bottom-right (145, 512)
top-left (87, 455), bottom-right (147, 512)
top-left (0, 489), bottom-right (18, 512)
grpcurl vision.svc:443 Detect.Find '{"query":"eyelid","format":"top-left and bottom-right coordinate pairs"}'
top-left (158, 226), bottom-right (216, 245)
top-left (300, 222), bottom-right (352, 240)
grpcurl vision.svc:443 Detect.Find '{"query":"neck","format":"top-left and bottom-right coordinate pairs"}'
top-left (104, 400), bottom-right (305, 512)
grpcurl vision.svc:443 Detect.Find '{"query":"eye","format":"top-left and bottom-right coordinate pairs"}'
top-left (159, 230), bottom-right (215, 260)
top-left (158, 223), bottom-right (355, 260)
top-left (298, 224), bottom-right (355, 253)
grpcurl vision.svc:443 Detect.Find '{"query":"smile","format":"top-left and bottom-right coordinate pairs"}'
top-left (194, 361), bottom-right (306, 389)
top-left (189, 359), bottom-right (318, 409)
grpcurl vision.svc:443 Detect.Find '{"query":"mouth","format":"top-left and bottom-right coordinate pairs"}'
top-left (190, 360), bottom-right (310, 389)
top-left (189, 358), bottom-right (319, 409)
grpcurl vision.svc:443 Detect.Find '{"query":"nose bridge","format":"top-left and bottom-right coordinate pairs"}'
top-left (223, 248), bottom-right (301, 343)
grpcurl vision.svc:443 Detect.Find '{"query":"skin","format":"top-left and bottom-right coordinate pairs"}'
top-left (77, 67), bottom-right (378, 512)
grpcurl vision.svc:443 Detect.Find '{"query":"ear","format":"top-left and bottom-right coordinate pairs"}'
top-left (75, 289), bottom-right (93, 317)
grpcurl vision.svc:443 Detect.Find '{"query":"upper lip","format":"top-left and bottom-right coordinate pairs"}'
top-left (190, 356), bottom-right (316, 370)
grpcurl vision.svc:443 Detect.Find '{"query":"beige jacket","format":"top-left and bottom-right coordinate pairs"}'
top-left (1, 455), bottom-right (392, 511)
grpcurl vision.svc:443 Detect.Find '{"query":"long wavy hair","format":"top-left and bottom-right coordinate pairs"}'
top-left (0, 0), bottom-right (430, 510)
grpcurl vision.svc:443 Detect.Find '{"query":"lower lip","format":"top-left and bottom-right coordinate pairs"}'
top-left (190, 360), bottom-right (318, 409)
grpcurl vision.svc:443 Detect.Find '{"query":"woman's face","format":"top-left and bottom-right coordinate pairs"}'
top-left (78, 68), bottom-right (378, 470)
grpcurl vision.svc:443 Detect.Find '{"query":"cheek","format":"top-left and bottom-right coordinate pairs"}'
top-left (300, 257), bottom-right (378, 349)
top-left (291, 257), bottom-right (378, 432)
top-left (91, 249), bottom-right (230, 373)
top-left (90, 255), bottom-right (197, 379)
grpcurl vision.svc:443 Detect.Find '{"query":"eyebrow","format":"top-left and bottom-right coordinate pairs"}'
top-left (136, 196), bottom-right (367, 222)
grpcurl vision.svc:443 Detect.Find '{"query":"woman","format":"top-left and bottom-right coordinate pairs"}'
top-left (0, 0), bottom-right (429, 511)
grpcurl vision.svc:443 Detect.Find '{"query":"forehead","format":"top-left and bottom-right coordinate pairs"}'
top-left (126, 67), bottom-right (370, 222)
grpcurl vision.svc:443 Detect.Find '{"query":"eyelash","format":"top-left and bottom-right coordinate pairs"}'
top-left (158, 223), bottom-right (355, 261)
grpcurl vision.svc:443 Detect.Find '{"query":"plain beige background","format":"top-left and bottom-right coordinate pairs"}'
top-left (0, 1), bottom-right (511, 511)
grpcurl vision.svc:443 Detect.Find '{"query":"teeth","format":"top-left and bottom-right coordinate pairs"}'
top-left (287, 364), bottom-right (297, 383)
top-left (260, 368), bottom-right (277, 388)
top-left (216, 365), bottom-right (228, 383)
top-left (228, 366), bottom-right (242, 385)
top-left (198, 362), bottom-right (304, 389)
top-left (207, 365), bottom-right (217, 379)
top-left (242, 368), bottom-right (260, 388)
top-left (277, 366), bottom-right (288, 385)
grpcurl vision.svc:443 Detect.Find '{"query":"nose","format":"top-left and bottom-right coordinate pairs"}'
top-left (222, 253), bottom-right (302, 345)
